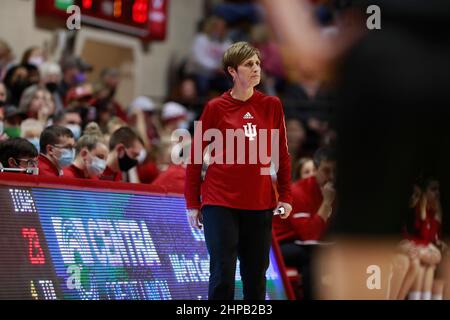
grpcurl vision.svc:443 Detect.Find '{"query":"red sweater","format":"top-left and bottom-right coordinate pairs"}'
top-left (38, 154), bottom-right (61, 177)
top-left (152, 164), bottom-right (186, 193)
top-left (185, 90), bottom-right (292, 210)
top-left (63, 164), bottom-right (99, 180)
top-left (274, 176), bottom-right (328, 242)
top-left (100, 166), bottom-right (122, 182)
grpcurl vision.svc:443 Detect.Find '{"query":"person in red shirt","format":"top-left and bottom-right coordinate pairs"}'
top-left (38, 125), bottom-right (75, 177)
top-left (185, 42), bottom-right (292, 300)
top-left (274, 147), bottom-right (336, 300)
top-left (63, 123), bottom-right (108, 179)
top-left (152, 164), bottom-right (185, 193)
top-left (100, 126), bottom-right (144, 182)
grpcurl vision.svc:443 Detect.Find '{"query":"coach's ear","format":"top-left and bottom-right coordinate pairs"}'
top-left (227, 66), bottom-right (237, 81)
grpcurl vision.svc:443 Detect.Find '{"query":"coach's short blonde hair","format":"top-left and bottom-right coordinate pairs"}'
top-left (222, 41), bottom-right (261, 73)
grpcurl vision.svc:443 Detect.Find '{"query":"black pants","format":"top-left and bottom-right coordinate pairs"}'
top-left (202, 205), bottom-right (273, 300)
top-left (280, 242), bottom-right (315, 300)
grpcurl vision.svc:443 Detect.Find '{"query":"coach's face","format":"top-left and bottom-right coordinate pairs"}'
top-left (316, 160), bottom-right (336, 187)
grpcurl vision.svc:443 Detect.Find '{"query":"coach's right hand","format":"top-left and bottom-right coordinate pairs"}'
top-left (187, 209), bottom-right (203, 229)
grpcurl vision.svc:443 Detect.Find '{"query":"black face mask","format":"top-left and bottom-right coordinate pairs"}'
top-left (118, 150), bottom-right (138, 171)
top-left (46, 82), bottom-right (58, 93)
top-left (0, 100), bottom-right (6, 107)
top-left (11, 79), bottom-right (30, 100)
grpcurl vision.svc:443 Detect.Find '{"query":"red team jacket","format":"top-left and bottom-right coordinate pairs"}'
top-left (274, 176), bottom-right (328, 242)
top-left (38, 154), bottom-right (61, 177)
top-left (185, 90), bottom-right (292, 210)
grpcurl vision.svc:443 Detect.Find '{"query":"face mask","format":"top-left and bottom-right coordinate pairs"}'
top-left (137, 148), bottom-right (147, 164)
top-left (4, 126), bottom-right (21, 138)
top-left (0, 121), bottom-right (3, 135)
top-left (11, 79), bottom-right (30, 99)
top-left (46, 82), bottom-right (58, 93)
top-left (0, 100), bottom-right (6, 107)
top-left (28, 56), bottom-right (44, 67)
top-left (87, 155), bottom-right (107, 176)
top-left (27, 137), bottom-right (40, 152)
top-left (65, 124), bottom-right (81, 140)
top-left (118, 149), bottom-right (138, 172)
top-left (58, 148), bottom-right (75, 168)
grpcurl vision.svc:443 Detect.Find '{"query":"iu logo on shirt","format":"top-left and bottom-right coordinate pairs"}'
top-left (243, 123), bottom-right (257, 141)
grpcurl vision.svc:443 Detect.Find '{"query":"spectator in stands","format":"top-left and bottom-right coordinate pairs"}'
top-left (0, 81), bottom-right (7, 107)
top-left (2, 105), bottom-right (27, 139)
top-left (64, 123), bottom-right (108, 179)
top-left (294, 157), bottom-right (315, 181)
top-left (274, 147), bottom-right (336, 300)
top-left (128, 96), bottom-right (160, 147)
top-left (100, 127), bottom-right (144, 182)
top-left (58, 56), bottom-right (93, 100)
top-left (0, 137), bottom-right (38, 171)
top-left (53, 108), bottom-right (83, 141)
top-left (160, 101), bottom-right (189, 139)
top-left (21, 46), bottom-right (46, 68)
top-left (0, 39), bottom-right (14, 80)
top-left (3, 65), bottom-right (31, 106)
top-left (39, 62), bottom-right (64, 113)
top-left (38, 125), bottom-right (75, 177)
top-left (91, 68), bottom-right (128, 130)
top-left (65, 83), bottom-right (96, 127)
top-left (20, 118), bottom-right (44, 152)
top-left (18, 85), bottom-right (53, 125)
top-left (185, 16), bottom-right (232, 96)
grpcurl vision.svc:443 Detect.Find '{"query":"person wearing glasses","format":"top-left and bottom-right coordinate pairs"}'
top-left (38, 125), bottom-right (75, 177)
top-left (0, 137), bottom-right (39, 174)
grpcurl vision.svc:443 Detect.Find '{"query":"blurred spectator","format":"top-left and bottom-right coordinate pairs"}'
top-left (18, 85), bottom-right (53, 125)
top-left (151, 163), bottom-right (186, 193)
top-left (0, 106), bottom-right (6, 142)
top-left (38, 125), bottom-right (75, 177)
top-left (100, 126), bottom-right (144, 182)
top-left (39, 62), bottom-right (64, 113)
top-left (21, 46), bottom-right (46, 68)
top-left (2, 105), bottom-right (27, 138)
top-left (64, 122), bottom-right (108, 179)
top-left (273, 147), bottom-right (336, 300)
top-left (161, 101), bottom-right (188, 134)
top-left (0, 39), bottom-right (14, 80)
top-left (91, 67), bottom-right (128, 130)
top-left (294, 157), bottom-right (316, 181)
top-left (20, 118), bottom-right (44, 152)
top-left (0, 81), bottom-right (7, 107)
top-left (3, 65), bottom-right (30, 106)
top-left (66, 83), bottom-right (96, 127)
top-left (0, 137), bottom-right (38, 171)
top-left (184, 16), bottom-right (232, 96)
top-left (169, 76), bottom-right (204, 126)
top-left (53, 108), bottom-right (83, 140)
top-left (128, 96), bottom-right (160, 146)
top-left (58, 56), bottom-right (93, 100)
top-left (251, 24), bottom-right (286, 94)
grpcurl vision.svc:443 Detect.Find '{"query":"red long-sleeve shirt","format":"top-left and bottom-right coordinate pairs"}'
top-left (274, 176), bottom-right (328, 242)
top-left (184, 90), bottom-right (292, 210)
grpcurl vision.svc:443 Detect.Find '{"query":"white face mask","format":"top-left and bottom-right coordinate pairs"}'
top-left (137, 148), bottom-right (147, 164)
top-left (28, 56), bottom-right (44, 67)
top-left (65, 124), bottom-right (81, 140)
top-left (87, 155), bottom-right (107, 176)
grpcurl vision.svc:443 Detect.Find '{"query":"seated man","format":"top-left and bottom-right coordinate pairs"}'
top-left (38, 125), bottom-right (75, 177)
top-left (100, 126), bottom-right (144, 182)
top-left (0, 137), bottom-right (39, 174)
top-left (274, 147), bottom-right (336, 300)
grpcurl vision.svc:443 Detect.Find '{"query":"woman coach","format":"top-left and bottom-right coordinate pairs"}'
top-left (185, 42), bottom-right (292, 300)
